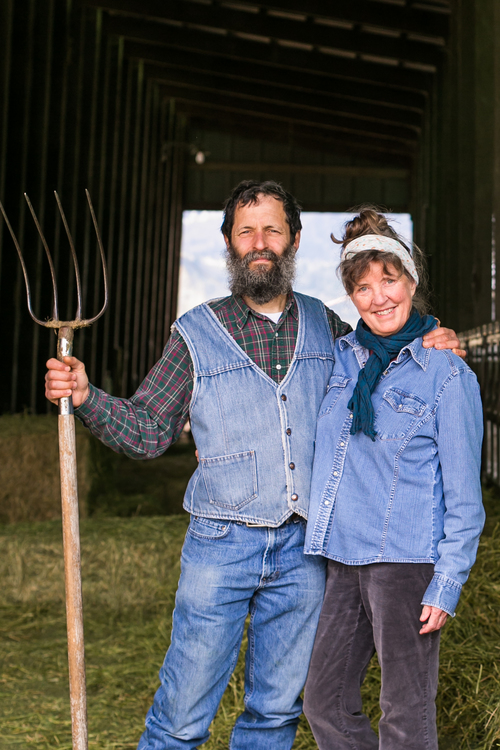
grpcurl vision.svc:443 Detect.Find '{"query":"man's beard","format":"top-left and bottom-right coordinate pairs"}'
top-left (225, 244), bottom-right (297, 305)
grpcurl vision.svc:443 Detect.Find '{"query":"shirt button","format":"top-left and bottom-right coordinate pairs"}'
top-left (291, 494), bottom-right (298, 501)
top-left (289, 462), bottom-right (295, 469)
top-left (275, 332), bottom-right (279, 337)
top-left (349, 413), bottom-right (353, 419)
top-left (286, 428), bottom-right (292, 435)
top-left (281, 394), bottom-right (287, 401)
top-left (333, 471), bottom-right (339, 476)
top-left (340, 442), bottom-right (345, 447)
top-left (276, 364), bottom-right (282, 370)
top-left (324, 500), bottom-right (330, 506)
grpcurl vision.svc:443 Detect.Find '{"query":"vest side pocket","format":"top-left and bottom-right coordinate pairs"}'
top-left (200, 451), bottom-right (258, 510)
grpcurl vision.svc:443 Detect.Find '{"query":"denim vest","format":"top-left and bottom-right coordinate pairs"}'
top-left (174, 293), bottom-right (335, 526)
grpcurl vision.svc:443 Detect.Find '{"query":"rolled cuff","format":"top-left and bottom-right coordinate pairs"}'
top-left (421, 572), bottom-right (462, 617)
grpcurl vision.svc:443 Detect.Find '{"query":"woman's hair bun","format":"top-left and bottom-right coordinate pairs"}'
top-left (331, 205), bottom-right (408, 252)
top-left (333, 204), bottom-right (430, 314)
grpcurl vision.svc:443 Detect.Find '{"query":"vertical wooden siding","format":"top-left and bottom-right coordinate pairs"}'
top-left (0, 0), bottom-right (186, 413)
top-left (427, 0), bottom-right (500, 332)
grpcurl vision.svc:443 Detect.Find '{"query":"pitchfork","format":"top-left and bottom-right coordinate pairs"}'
top-left (0, 190), bottom-right (108, 750)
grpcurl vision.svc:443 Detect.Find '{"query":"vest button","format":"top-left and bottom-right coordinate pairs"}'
top-left (291, 494), bottom-right (299, 501)
top-left (286, 428), bottom-right (291, 435)
top-left (289, 462), bottom-right (295, 469)
top-left (281, 394), bottom-right (287, 401)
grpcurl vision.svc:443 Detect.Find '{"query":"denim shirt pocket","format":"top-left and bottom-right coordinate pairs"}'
top-left (201, 451), bottom-right (258, 510)
top-left (375, 388), bottom-right (427, 441)
top-left (318, 375), bottom-right (351, 418)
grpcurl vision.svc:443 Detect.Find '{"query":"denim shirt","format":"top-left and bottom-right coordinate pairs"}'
top-left (304, 332), bottom-right (485, 616)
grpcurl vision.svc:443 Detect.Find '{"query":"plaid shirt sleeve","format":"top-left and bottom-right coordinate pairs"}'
top-left (325, 306), bottom-right (352, 338)
top-left (75, 329), bottom-right (193, 458)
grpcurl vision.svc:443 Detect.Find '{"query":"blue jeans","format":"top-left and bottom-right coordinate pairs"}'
top-left (137, 515), bottom-right (326, 750)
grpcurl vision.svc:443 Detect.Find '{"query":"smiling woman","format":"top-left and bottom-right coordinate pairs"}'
top-left (350, 262), bottom-right (416, 337)
top-left (303, 207), bottom-right (485, 750)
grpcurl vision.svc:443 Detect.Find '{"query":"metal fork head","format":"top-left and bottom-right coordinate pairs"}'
top-left (0, 189), bottom-right (108, 330)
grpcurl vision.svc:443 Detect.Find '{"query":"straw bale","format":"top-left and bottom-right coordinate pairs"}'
top-left (0, 415), bottom-right (90, 523)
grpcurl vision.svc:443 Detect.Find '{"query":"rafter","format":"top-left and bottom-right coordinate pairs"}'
top-left (138, 63), bottom-right (422, 131)
top-left (229, 0), bottom-right (449, 39)
top-left (187, 113), bottom-right (415, 163)
top-left (124, 40), bottom-right (426, 113)
top-left (156, 81), bottom-right (418, 145)
top-left (102, 15), bottom-right (434, 93)
top-left (188, 162), bottom-right (410, 178)
top-left (88, 0), bottom-right (443, 67)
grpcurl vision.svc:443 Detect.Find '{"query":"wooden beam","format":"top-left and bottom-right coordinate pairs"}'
top-left (141, 64), bottom-right (422, 130)
top-left (187, 113), bottom-right (415, 164)
top-left (155, 79), bottom-right (419, 144)
top-left (101, 15), bottom-right (434, 94)
top-left (172, 101), bottom-right (417, 159)
top-left (89, 0), bottom-right (443, 68)
top-left (238, 0), bottom-right (449, 39)
top-left (185, 199), bottom-right (411, 211)
top-left (124, 40), bottom-right (427, 112)
top-left (188, 162), bottom-right (410, 179)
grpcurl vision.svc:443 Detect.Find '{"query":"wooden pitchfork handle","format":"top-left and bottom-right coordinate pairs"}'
top-left (58, 325), bottom-right (87, 750)
top-left (0, 190), bottom-right (108, 750)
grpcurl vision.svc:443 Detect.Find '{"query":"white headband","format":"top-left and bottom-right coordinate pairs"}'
top-left (341, 234), bottom-right (419, 284)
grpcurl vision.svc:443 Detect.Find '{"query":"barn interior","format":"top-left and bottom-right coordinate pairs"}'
top-left (0, 0), bottom-right (499, 429)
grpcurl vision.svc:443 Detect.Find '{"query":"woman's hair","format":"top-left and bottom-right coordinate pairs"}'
top-left (333, 206), bottom-right (429, 314)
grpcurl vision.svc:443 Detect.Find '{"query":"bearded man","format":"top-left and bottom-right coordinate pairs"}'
top-left (45, 180), bottom-right (460, 750)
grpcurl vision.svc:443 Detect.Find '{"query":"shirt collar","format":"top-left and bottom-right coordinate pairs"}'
top-left (338, 331), bottom-right (431, 371)
top-left (230, 292), bottom-right (297, 329)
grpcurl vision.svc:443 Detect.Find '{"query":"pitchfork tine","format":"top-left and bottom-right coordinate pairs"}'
top-left (24, 193), bottom-right (59, 321)
top-left (54, 190), bottom-right (83, 320)
top-left (84, 189), bottom-right (109, 324)
top-left (2, 191), bottom-right (107, 329)
top-left (0, 199), bottom-right (46, 326)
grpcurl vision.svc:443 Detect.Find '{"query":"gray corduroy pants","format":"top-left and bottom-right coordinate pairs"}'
top-left (303, 561), bottom-right (441, 750)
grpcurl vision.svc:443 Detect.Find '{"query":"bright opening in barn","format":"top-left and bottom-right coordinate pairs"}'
top-left (178, 211), bottom-right (413, 329)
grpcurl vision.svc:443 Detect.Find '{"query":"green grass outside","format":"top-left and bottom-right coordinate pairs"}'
top-left (1, 493), bottom-right (500, 749)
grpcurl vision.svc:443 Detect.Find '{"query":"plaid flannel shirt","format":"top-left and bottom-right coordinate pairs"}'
top-left (76, 293), bottom-right (351, 458)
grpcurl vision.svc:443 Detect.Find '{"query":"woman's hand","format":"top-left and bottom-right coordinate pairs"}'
top-left (45, 356), bottom-right (90, 407)
top-left (419, 605), bottom-right (448, 634)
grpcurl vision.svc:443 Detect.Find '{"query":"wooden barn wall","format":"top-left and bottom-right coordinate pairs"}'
top-left (185, 125), bottom-right (411, 214)
top-left (0, 0), bottom-right (185, 414)
top-left (426, 0), bottom-right (500, 332)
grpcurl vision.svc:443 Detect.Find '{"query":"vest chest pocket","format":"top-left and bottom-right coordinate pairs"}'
top-left (318, 374), bottom-right (351, 418)
top-left (375, 388), bottom-right (427, 441)
top-left (201, 451), bottom-right (258, 510)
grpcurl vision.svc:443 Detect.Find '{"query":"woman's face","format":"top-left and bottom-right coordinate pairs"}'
top-left (350, 260), bottom-right (416, 337)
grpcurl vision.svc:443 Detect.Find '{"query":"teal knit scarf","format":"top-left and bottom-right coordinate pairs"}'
top-left (348, 309), bottom-right (437, 440)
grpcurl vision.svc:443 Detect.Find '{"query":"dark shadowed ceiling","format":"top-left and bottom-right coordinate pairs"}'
top-left (83, 0), bottom-right (450, 167)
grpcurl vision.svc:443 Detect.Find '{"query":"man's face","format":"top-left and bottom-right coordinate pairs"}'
top-left (226, 194), bottom-right (300, 264)
top-left (224, 195), bottom-right (301, 305)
